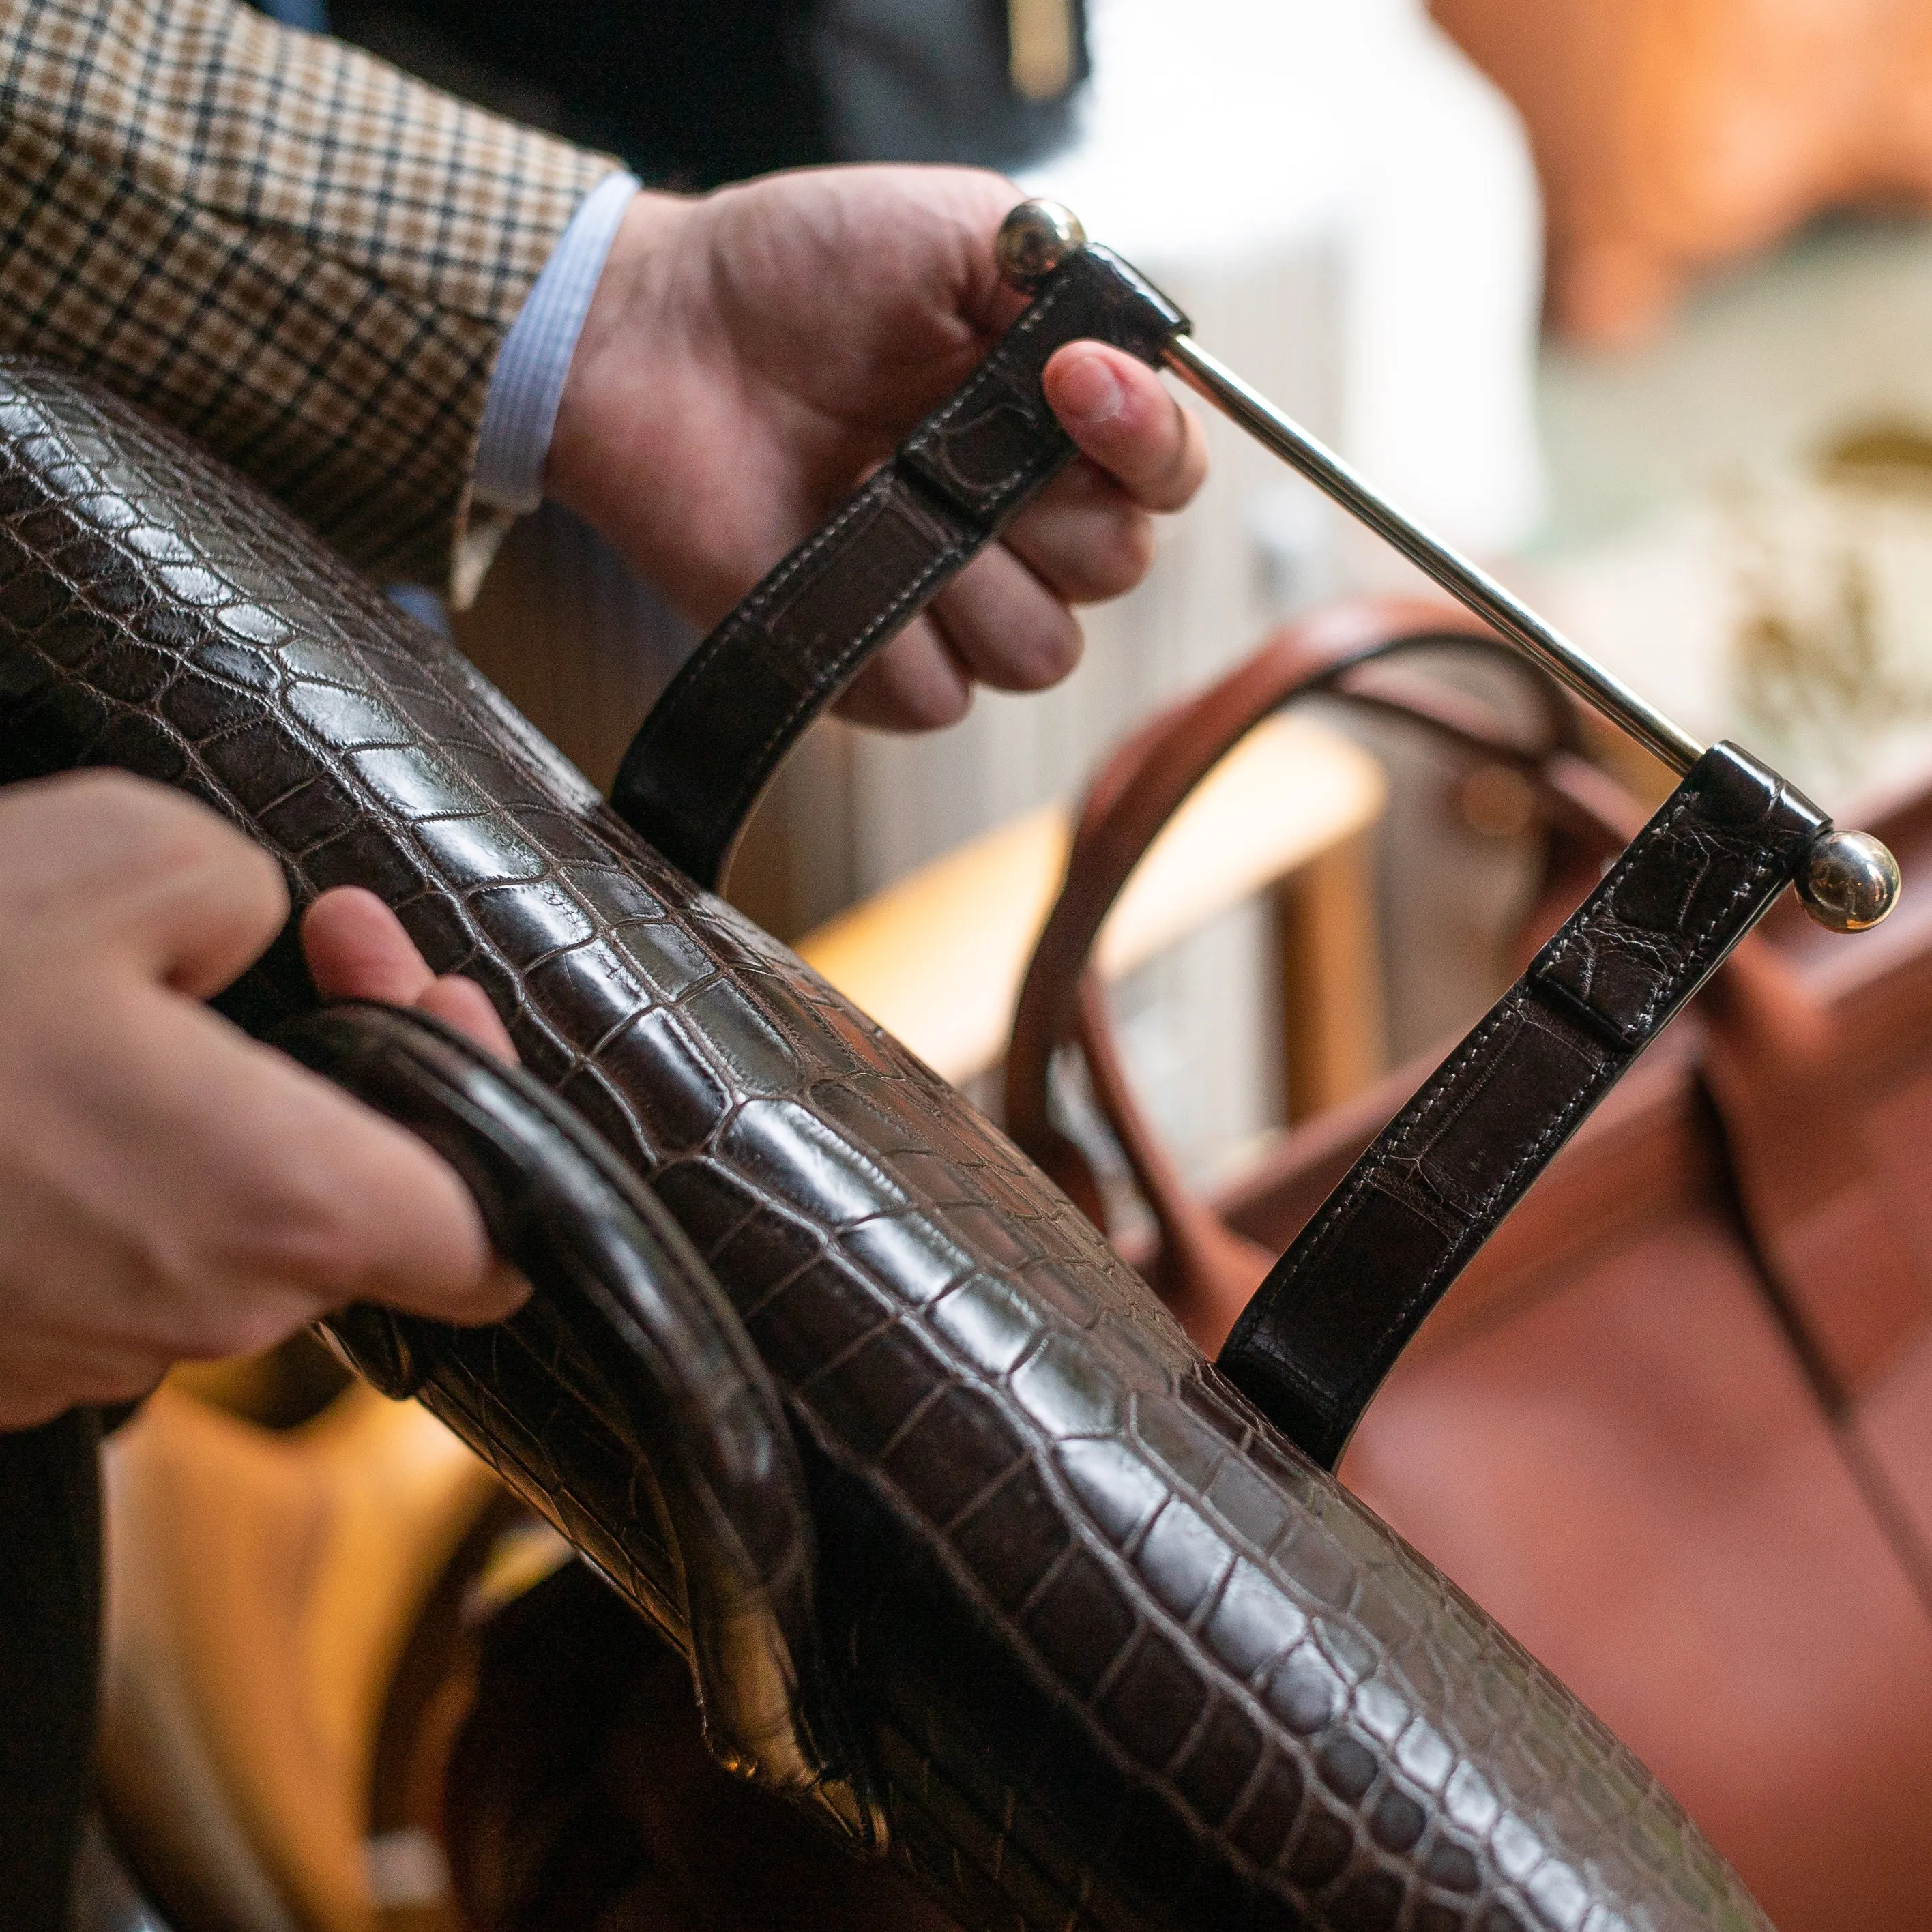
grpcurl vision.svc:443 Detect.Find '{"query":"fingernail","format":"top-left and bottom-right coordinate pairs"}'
top-left (1057, 350), bottom-right (1124, 425)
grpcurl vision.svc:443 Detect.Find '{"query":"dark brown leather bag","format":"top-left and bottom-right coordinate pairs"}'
top-left (1006, 598), bottom-right (1932, 1931)
top-left (0, 218), bottom-right (1841, 1929)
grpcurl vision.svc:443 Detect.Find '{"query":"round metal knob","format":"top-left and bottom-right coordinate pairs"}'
top-left (1798, 829), bottom-right (1902, 932)
top-left (995, 199), bottom-right (1087, 293)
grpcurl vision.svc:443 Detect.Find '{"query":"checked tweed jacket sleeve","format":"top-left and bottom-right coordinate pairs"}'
top-left (0, 0), bottom-right (621, 594)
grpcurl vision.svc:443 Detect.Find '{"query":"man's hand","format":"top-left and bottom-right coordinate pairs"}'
top-left (548, 166), bottom-right (1208, 729)
top-left (0, 773), bottom-right (522, 1430)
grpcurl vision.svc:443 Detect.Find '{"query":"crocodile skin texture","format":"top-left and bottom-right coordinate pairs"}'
top-left (611, 245), bottom-right (1187, 888)
top-left (0, 360), bottom-right (1775, 1932)
top-left (1220, 743), bottom-right (1826, 1470)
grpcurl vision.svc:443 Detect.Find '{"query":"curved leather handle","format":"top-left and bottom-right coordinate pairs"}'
top-left (274, 1002), bottom-right (875, 1841)
top-left (1002, 600), bottom-right (1822, 1464)
top-left (1008, 598), bottom-right (1844, 1422)
top-left (610, 243), bottom-right (1187, 888)
top-left (1004, 599), bottom-right (1618, 1340)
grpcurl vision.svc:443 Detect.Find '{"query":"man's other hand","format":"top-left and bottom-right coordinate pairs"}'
top-left (548, 166), bottom-right (1208, 730)
top-left (0, 774), bottom-right (522, 1429)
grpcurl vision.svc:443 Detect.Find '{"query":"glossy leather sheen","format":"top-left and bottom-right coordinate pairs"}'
top-left (1221, 742), bottom-right (1826, 1469)
top-left (611, 246), bottom-right (1186, 888)
top-left (1001, 600), bottom-right (1932, 1925)
top-left (0, 360), bottom-right (1774, 1931)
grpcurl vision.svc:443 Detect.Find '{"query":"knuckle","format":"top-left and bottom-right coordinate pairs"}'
top-left (153, 1289), bottom-right (314, 1370)
top-left (1031, 615), bottom-right (1085, 685)
top-left (1000, 610), bottom-right (1083, 691)
top-left (856, 629), bottom-right (973, 729)
top-left (1032, 516), bottom-right (1154, 606)
top-left (162, 814), bottom-right (283, 914)
top-left (221, 1130), bottom-right (487, 1317)
top-left (265, 1193), bottom-right (384, 1285)
top-left (897, 675), bottom-right (971, 731)
top-left (208, 1293), bottom-right (324, 1364)
top-left (1165, 413), bottom-right (1210, 506)
top-left (186, 1175), bottom-right (374, 1299)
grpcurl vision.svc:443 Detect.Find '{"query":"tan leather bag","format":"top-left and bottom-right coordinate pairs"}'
top-left (1431, 0), bottom-right (1932, 345)
top-left (1005, 598), bottom-right (1932, 1932)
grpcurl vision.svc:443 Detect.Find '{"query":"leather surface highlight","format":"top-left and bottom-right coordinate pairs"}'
top-left (277, 999), bottom-right (859, 1825)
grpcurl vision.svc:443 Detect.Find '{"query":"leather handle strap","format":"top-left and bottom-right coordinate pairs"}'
top-left (611, 246), bottom-right (1188, 887)
top-left (274, 1001), bottom-right (873, 1837)
top-left (1219, 741), bottom-right (1829, 1468)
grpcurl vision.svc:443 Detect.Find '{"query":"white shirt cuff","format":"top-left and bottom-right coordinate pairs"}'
top-left (473, 169), bottom-right (641, 516)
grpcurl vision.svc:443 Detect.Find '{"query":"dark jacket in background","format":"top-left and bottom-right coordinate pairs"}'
top-left (327, 0), bottom-right (1089, 188)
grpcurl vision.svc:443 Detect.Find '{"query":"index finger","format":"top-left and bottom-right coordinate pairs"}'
top-left (1042, 342), bottom-right (1207, 514)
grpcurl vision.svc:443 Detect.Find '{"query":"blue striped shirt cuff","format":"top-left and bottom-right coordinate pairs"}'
top-left (473, 169), bottom-right (641, 515)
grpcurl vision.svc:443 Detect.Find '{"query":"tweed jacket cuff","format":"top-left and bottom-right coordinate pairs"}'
top-left (0, 0), bottom-right (620, 594)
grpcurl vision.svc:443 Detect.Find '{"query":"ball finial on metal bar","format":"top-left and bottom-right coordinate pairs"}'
top-left (1798, 828), bottom-right (1902, 932)
top-left (996, 199), bottom-right (1087, 293)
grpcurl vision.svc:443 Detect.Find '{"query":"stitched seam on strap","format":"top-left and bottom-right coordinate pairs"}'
top-left (1348, 1019), bottom-right (1607, 1376)
top-left (670, 454), bottom-right (1070, 856)
top-left (1258, 992), bottom-right (1532, 1296)
top-left (626, 271), bottom-right (1096, 852)
top-left (645, 467), bottom-right (907, 747)
top-left (694, 522), bottom-right (974, 849)
top-left (1247, 992), bottom-right (1609, 1407)
top-left (1247, 777), bottom-right (1801, 1406)
top-left (900, 270), bottom-right (1082, 493)
top-left (654, 265), bottom-right (1085, 727)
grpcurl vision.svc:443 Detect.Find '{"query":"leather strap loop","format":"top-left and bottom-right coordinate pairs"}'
top-left (610, 246), bottom-right (1187, 888)
top-left (1004, 606), bottom-right (1834, 1463)
top-left (1219, 741), bottom-right (1828, 1466)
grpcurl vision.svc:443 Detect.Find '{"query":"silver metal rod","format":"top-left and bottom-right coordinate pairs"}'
top-left (1162, 333), bottom-right (1706, 774)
